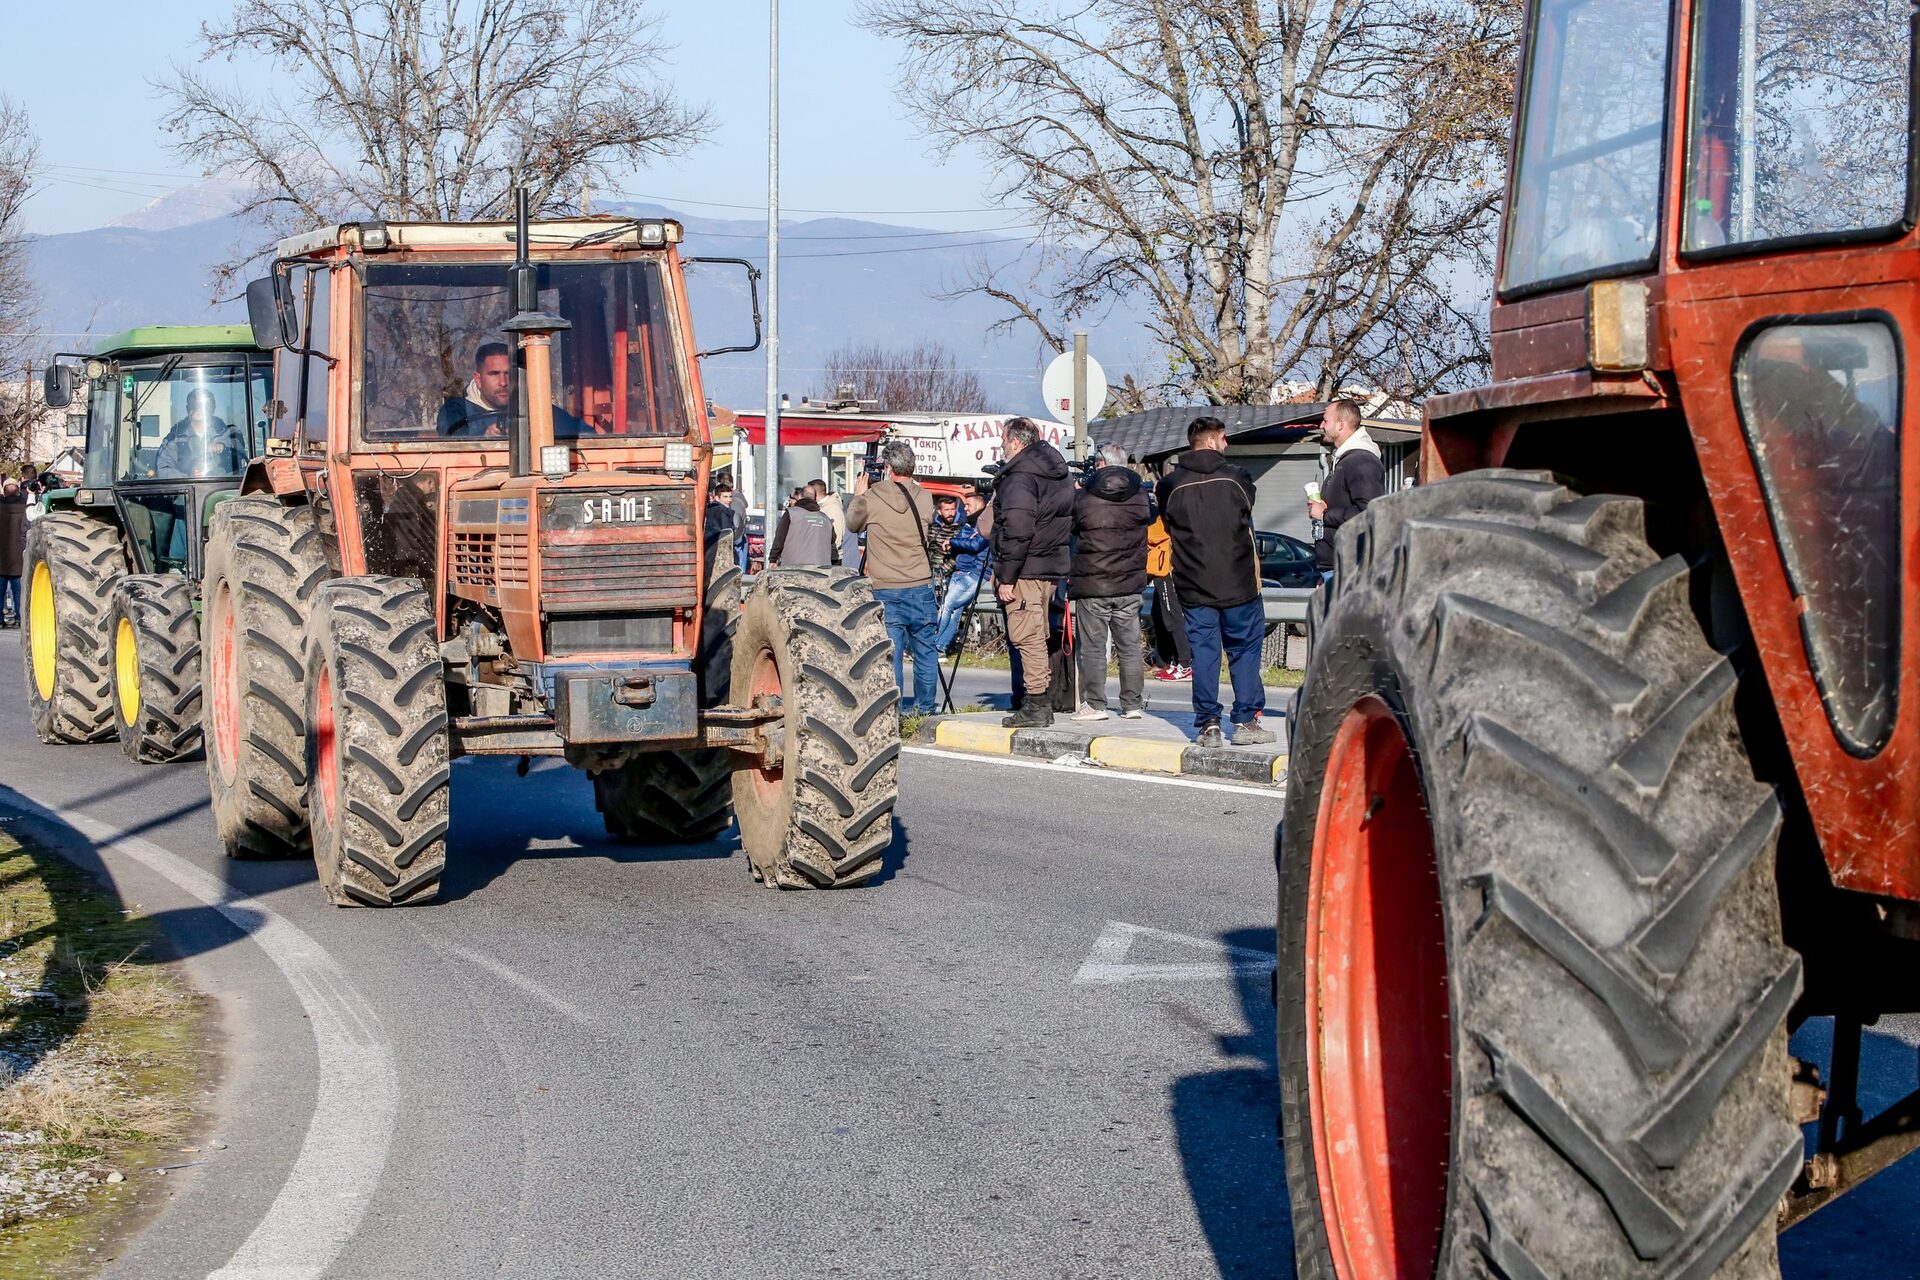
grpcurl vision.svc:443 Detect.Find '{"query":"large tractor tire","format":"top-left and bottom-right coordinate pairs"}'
top-left (303, 577), bottom-right (449, 907)
top-left (22, 513), bottom-right (125, 745)
top-left (110, 575), bottom-right (203, 763)
top-left (592, 538), bottom-right (741, 843)
top-left (730, 567), bottom-right (898, 888)
top-left (1278, 471), bottom-right (1800, 1279)
top-left (203, 497), bottom-right (332, 859)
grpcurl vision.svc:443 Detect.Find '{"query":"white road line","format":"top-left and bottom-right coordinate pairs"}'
top-left (0, 796), bottom-right (396, 1280)
top-left (1073, 920), bottom-right (1276, 985)
top-left (904, 745), bottom-right (1289, 798)
top-left (428, 936), bottom-right (599, 1029)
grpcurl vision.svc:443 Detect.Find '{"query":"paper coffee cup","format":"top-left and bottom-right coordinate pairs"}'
top-left (1304, 481), bottom-right (1322, 502)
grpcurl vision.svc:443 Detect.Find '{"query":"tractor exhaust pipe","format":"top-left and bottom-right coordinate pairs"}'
top-left (503, 187), bottom-right (569, 478)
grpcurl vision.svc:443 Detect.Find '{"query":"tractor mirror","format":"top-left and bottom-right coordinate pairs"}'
top-left (246, 275), bottom-right (299, 350)
top-left (42, 363), bottom-right (74, 409)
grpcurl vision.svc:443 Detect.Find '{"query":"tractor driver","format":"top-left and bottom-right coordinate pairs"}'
top-left (437, 342), bottom-right (512, 437)
top-left (154, 388), bottom-right (249, 478)
top-left (437, 341), bottom-right (591, 439)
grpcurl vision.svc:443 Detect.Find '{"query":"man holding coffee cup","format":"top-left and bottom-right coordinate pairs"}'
top-left (1307, 398), bottom-right (1386, 582)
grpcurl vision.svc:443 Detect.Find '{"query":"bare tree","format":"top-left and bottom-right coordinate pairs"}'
top-left (860, 0), bottom-right (1519, 404)
top-left (162, 0), bottom-right (713, 288)
top-left (0, 98), bottom-right (40, 464)
top-left (812, 340), bottom-right (992, 413)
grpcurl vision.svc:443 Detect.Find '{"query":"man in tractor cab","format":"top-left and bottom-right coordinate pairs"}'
top-left (154, 388), bottom-right (248, 479)
top-left (438, 341), bottom-right (590, 439)
top-left (437, 342), bottom-right (512, 436)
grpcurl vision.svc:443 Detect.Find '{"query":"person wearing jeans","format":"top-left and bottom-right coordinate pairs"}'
top-left (1069, 446), bottom-right (1152, 720)
top-left (936, 491), bottom-right (991, 652)
top-left (1157, 417), bottom-right (1273, 748)
top-left (0, 477), bottom-right (24, 628)
top-left (846, 441), bottom-right (941, 716)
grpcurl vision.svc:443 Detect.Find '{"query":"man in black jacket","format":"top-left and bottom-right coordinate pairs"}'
top-left (1158, 417), bottom-right (1273, 747)
top-left (1308, 398), bottom-right (1386, 576)
top-left (991, 418), bottom-right (1075, 727)
top-left (1069, 445), bottom-right (1151, 721)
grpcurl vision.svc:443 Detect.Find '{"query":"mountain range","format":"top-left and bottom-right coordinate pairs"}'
top-left (26, 183), bottom-right (1157, 415)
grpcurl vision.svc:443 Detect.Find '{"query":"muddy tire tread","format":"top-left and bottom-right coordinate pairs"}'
top-left (111, 574), bottom-right (203, 763)
top-left (22, 513), bottom-right (125, 744)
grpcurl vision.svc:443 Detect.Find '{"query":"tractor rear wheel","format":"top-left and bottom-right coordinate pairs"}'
top-left (1278, 471), bottom-right (1799, 1278)
top-left (203, 496), bottom-right (332, 859)
top-left (304, 577), bottom-right (449, 907)
top-left (730, 567), bottom-right (898, 888)
top-left (591, 539), bottom-right (741, 843)
top-left (22, 512), bottom-right (125, 745)
top-left (110, 575), bottom-right (203, 763)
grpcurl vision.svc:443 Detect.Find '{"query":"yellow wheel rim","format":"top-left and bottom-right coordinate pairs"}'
top-left (29, 563), bottom-right (56, 703)
top-left (116, 616), bottom-right (141, 726)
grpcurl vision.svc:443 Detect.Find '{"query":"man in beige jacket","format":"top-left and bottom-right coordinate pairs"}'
top-left (847, 440), bottom-right (940, 716)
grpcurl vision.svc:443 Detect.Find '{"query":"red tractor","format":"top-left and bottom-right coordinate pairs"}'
top-left (205, 195), bottom-right (899, 905)
top-left (1281, 1), bottom-right (1919, 1275)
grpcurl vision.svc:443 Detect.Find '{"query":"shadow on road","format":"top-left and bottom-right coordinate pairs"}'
top-left (1170, 926), bottom-right (1296, 1280)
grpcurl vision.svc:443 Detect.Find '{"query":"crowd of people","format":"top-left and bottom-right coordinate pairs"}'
top-left (701, 396), bottom-right (1385, 748)
top-left (0, 464), bottom-right (49, 630)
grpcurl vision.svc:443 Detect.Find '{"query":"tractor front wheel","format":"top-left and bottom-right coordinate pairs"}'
top-left (303, 577), bottom-right (449, 907)
top-left (22, 512), bottom-right (125, 744)
top-left (203, 497), bottom-right (332, 859)
top-left (110, 575), bottom-right (203, 763)
top-left (1278, 472), bottom-right (1800, 1278)
top-left (730, 567), bottom-right (898, 888)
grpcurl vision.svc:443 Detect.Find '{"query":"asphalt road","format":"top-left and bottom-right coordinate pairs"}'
top-left (0, 629), bottom-right (1913, 1279)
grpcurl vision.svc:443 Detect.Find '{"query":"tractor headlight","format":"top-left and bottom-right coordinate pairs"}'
top-left (638, 222), bottom-right (667, 247)
top-left (541, 445), bottom-right (571, 478)
top-left (664, 442), bottom-right (694, 475)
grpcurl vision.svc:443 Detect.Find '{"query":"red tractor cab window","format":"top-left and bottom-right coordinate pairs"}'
top-left (1684, 0), bottom-right (1913, 254)
top-left (360, 258), bottom-right (691, 443)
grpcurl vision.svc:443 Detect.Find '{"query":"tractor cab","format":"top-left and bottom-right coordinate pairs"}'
top-left (44, 326), bottom-right (273, 579)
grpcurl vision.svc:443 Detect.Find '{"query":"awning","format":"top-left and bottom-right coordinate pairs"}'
top-left (735, 414), bottom-right (890, 447)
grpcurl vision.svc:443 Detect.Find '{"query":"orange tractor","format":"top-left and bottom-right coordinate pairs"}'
top-left (206, 195), bottom-right (899, 904)
top-left (1282, 0), bottom-right (1919, 1275)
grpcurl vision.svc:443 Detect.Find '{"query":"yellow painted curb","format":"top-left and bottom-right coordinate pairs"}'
top-left (1087, 736), bottom-right (1187, 776)
top-left (1271, 755), bottom-right (1290, 784)
top-left (934, 720), bottom-right (1017, 754)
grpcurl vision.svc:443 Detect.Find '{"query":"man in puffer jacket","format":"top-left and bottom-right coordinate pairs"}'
top-left (936, 490), bottom-right (992, 652)
top-left (990, 418), bottom-right (1074, 726)
top-left (1068, 445), bottom-right (1151, 720)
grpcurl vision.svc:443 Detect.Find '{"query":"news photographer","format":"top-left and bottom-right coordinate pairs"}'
top-left (847, 439), bottom-right (941, 718)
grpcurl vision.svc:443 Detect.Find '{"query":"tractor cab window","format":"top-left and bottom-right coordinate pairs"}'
top-left (1502, 0), bottom-right (1672, 293)
top-left (81, 376), bottom-right (117, 491)
top-left (1684, 0), bottom-right (1913, 253)
top-left (360, 259), bottom-right (691, 443)
top-left (115, 362), bottom-right (262, 482)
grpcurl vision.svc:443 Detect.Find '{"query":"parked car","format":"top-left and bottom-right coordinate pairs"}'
top-left (1258, 530), bottom-right (1319, 628)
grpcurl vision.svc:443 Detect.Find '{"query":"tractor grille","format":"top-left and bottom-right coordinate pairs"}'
top-left (547, 611), bottom-right (677, 656)
top-left (537, 488), bottom-right (697, 614)
top-left (498, 531), bottom-right (529, 587)
top-left (451, 531), bottom-right (494, 590)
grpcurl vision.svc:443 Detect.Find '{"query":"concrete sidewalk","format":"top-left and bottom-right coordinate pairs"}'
top-left (913, 702), bottom-right (1290, 788)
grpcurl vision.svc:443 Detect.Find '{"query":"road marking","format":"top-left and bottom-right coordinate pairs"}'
top-left (905, 746), bottom-right (1288, 798)
top-left (1074, 920), bottom-right (1277, 986)
top-left (0, 791), bottom-right (395, 1280)
top-left (429, 936), bottom-right (599, 1029)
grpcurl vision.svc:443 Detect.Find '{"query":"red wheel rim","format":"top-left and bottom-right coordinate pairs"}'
top-left (748, 648), bottom-right (784, 802)
top-left (209, 581), bottom-right (241, 785)
top-left (1305, 696), bottom-right (1452, 1279)
top-left (313, 664), bottom-right (339, 826)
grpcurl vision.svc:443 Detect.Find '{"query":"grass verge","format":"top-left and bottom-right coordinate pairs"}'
top-left (0, 830), bottom-right (213, 1278)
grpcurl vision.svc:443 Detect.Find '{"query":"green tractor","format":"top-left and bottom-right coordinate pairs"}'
top-left (26, 325), bottom-right (274, 763)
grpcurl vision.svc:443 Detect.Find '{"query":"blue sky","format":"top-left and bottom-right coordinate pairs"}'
top-left (9, 0), bottom-right (1000, 235)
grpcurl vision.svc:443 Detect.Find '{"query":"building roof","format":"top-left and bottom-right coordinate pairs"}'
top-left (93, 325), bottom-right (261, 358)
top-left (1096, 403), bottom-right (1422, 461)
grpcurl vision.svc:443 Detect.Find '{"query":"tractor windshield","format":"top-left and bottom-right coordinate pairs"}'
top-left (360, 258), bottom-right (691, 443)
top-left (1502, 0), bottom-right (1672, 293)
top-left (116, 361), bottom-right (270, 482)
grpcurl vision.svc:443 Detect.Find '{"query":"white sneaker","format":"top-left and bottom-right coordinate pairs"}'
top-left (1121, 708), bottom-right (1145, 720)
top-left (1070, 704), bottom-right (1111, 722)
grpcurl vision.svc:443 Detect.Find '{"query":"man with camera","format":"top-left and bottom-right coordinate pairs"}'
top-left (991, 418), bottom-right (1075, 727)
top-left (847, 439), bottom-right (941, 718)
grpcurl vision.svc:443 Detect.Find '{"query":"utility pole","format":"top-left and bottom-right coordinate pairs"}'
top-left (762, 0), bottom-right (782, 526)
top-left (1071, 330), bottom-right (1088, 464)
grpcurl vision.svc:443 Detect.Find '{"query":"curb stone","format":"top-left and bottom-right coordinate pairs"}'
top-left (914, 716), bottom-right (1287, 787)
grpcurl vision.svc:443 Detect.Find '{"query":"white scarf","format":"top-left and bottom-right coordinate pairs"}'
top-left (1333, 425), bottom-right (1381, 461)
